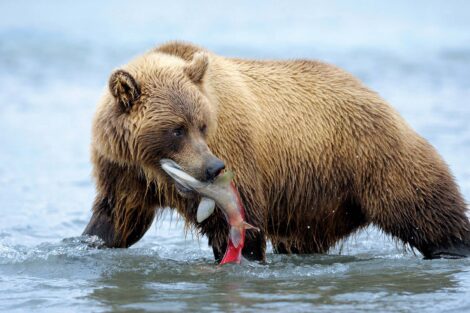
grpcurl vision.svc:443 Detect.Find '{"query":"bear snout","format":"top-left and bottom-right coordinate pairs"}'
top-left (204, 157), bottom-right (225, 182)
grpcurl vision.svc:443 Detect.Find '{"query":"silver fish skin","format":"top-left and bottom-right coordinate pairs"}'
top-left (160, 159), bottom-right (258, 247)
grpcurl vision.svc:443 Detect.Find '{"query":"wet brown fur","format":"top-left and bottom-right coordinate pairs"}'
top-left (84, 41), bottom-right (470, 260)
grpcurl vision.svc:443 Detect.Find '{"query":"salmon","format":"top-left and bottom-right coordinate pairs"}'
top-left (160, 159), bottom-right (259, 264)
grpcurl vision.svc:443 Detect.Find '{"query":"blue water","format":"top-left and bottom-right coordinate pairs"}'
top-left (1, 1), bottom-right (470, 312)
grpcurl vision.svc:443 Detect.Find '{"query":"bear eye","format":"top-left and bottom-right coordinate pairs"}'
top-left (199, 124), bottom-right (207, 135)
top-left (172, 126), bottom-right (185, 138)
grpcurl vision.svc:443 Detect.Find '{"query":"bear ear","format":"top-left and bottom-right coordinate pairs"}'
top-left (108, 69), bottom-right (141, 112)
top-left (184, 52), bottom-right (209, 84)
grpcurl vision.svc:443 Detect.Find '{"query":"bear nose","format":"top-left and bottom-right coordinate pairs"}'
top-left (205, 158), bottom-right (225, 181)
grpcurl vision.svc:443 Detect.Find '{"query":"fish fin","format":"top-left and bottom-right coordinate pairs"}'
top-left (242, 221), bottom-right (260, 232)
top-left (230, 227), bottom-right (242, 248)
top-left (215, 171), bottom-right (234, 186)
top-left (196, 197), bottom-right (216, 223)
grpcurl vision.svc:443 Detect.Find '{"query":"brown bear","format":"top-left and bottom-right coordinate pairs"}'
top-left (83, 41), bottom-right (470, 262)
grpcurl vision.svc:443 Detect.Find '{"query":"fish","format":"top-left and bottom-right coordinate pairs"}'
top-left (160, 159), bottom-right (259, 264)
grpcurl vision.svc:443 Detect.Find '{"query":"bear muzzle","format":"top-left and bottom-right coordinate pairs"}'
top-left (204, 158), bottom-right (225, 182)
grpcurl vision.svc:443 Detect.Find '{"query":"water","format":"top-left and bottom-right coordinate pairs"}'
top-left (1, 1), bottom-right (470, 312)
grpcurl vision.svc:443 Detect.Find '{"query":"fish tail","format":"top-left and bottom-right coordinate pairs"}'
top-left (220, 238), bottom-right (242, 265)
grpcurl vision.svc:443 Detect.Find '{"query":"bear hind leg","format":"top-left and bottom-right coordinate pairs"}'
top-left (361, 172), bottom-right (470, 259)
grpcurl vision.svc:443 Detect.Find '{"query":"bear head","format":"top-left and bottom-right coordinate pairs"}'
top-left (92, 51), bottom-right (224, 197)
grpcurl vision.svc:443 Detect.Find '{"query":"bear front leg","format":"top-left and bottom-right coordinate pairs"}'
top-left (209, 233), bottom-right (228, 263)
top-left (83, 194), bottom-right (156, 248)
top-left (83, 155), bottom-right (159, 248)
top-left (242, 229), bottom-right (266, 262)
top-left (82, 196), bottom-right (117, 246)
top-left (199, 209), bottom-right (229, 263)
